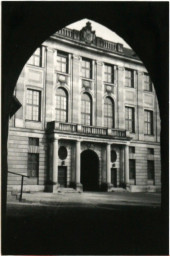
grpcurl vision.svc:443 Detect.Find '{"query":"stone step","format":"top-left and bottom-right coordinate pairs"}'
top-left (58, 188), bottom-right (79, 193)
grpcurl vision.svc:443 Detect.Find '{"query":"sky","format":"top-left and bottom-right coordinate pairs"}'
top-left (67, 18), bottom-right (131, 49)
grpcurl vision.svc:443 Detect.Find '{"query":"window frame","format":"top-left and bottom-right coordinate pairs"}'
top-left (125, 106), bottom-right (135, 133)
top-left (144, 73), bottom-right (152, 92)
top-left (129, 159), bottom-right (136, 180)
top-left (104, 64), bottom-right (114, 84)
top-left (125, 68), bottom-right (134, 88)
top-left (144, 110), bottom-right (154, 135)
top-left (27, 153), bottom-right (39, 178)
top-left (147, 160), bottom-right (155, 180)
top-left (56, 51), bottom-right (68, 74)
top-left (26, 89), bottom-right (41, 122)
top-left (27, 47), bottom-right (42, 67)
top-left (81, 93), bottom-right (92, 126)
top-left (129, 146), bottom-right (135, 154)
top-left (55, 88), bottom-right (68, 122)
top-left (82, 58), bottom-right (92, 79)
top-left (104, 97), bottom-right (114, 128)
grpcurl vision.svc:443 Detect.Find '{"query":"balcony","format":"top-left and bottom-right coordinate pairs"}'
top-left (47, 122), bottom-right (131, 140)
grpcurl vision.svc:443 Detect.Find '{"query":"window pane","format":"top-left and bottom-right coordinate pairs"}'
top-left (81, 93), bottom-right (91, 125)
top-left (26, 90), bottom-right (41, 121)
top-left (125, 107), bottom-right (134, 132)
top-left (55, 89), bottom-right (67, 122)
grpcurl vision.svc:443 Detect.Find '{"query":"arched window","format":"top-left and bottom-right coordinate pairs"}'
top-left (104, 97), bottom-right (114, 128)
top-left (81, 93), bottom-right (92, 125)
top-left (55, 88), bottom-right (68, 122)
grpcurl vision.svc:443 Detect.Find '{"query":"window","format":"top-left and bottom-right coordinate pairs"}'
top-left (144, 110), bottom-right (153, 135)
top-left (129, 159), bottom-right (136, 179)
top-left (28, 47), bottom-right (42, 67)
top-left (29, 138), bottom-right (39, 146)
top-left (147, 160), bottom-right (154, 180)
top-left (125, 68), bottom-right (134, 88)
top-left (144, 73), bottom-right (152, 91)
top-left (57, 51), bottom-right (68, 73)
top-left (82, 58), bottom-right (92, 79)
top-left (104, 64), bottom-right (114, 83)
top-left (55, 88), bottom-right (68, 122)
top-left (129, 146), bottom-right (135, 154)
top-left (28, 153), bottom-right (39, 177)
top-left (104, 97), bottom-right (114, 128)
top-left (26, 89), bottom-right (41, 121)
top-left (81, 93), bottom-right (92, 125)
top-left (125, 107), bottom-right (135, 133)
top-left (147, 148), bottom-right (154, 155)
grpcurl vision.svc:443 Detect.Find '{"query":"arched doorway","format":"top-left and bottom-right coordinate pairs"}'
top-left (81, 149), bottom-right (99, 191)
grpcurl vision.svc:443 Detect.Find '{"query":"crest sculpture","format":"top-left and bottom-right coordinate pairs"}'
top-left (80, 22), bottom-right (96, 44)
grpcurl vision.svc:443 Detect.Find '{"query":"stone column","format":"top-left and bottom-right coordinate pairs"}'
top-left (106, 143), bottom-right (113, 191)
top-left (124, 145), bottom-right (129, 187)
top-left (76, 140), bottom-right (82, 192)
top-left (52, 138), bottom-right (60, 192)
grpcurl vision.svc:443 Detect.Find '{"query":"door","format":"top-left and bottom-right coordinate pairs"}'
top-left (58, 166), bottom-right (67, 187)
top-left (111, 168), bottom-right (117, 187)
top-left (81, 149), bottom-right (99, 191)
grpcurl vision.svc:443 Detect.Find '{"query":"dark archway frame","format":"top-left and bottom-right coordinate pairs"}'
top-left (81, 149), bottom-right (99, 191)
top-left (2, 2), bottom-right (169, 253)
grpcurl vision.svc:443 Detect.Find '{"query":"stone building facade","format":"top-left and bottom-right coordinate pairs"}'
top-left (8, 22), bottom-right (161, 193)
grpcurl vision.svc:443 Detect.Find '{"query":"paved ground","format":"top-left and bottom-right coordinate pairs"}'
top-left (3, 192), bottom-right (168, 255)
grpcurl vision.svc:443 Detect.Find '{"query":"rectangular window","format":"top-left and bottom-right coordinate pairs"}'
top-left (26, 89), bottom-right (41, 121)
top-left (28, 153), bottom-right (39, 177)
top-left (147, 160), bottom-right (154, 180)
top-left (147, 148), bottom-right (154, 155)
top-left (125, 68), bottom-right (134, 88)
top-left (29, 137), bottom-right (39, 146)
top-left (104, 64), bottom-right (114, 83)
top-left (82, 58), bottom-right (92, 79)
top-left (129, 159), bottom-right (136, 179)
top-left (144, 73), bottom-right (152, 91)
top-left (125, 107), bottom-right (135, 133)
top-left (144, 110), bottom-right (153, 135)
top-left (57, 51), bottom-right (68, 73)
top-left (129, 146), bottom-right (135, 154)
top-left (27, 47), bottom-right (42, 67)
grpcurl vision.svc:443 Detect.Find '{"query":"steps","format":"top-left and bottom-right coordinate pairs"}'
top-left (57, 187), bottom-right (80, 193)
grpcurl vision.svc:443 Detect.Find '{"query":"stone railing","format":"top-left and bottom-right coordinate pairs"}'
top-left (56, 28), bottom-right (123, 54)
top-left (47, 121), bottom-right (130, 138)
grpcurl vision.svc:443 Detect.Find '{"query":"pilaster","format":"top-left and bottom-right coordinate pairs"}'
top-left (117, 66), bottom-right (125, 129)
top-left (96, 61), bottom-right (103, 127)
top-left (72, 54), bottom-right (81, 123)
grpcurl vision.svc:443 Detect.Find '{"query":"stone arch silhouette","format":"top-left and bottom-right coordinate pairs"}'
top-left (2, 4), bottom-right (168, 254)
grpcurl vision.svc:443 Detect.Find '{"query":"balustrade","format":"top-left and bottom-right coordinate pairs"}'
top-left (48, 121), bottom-right (128, 138)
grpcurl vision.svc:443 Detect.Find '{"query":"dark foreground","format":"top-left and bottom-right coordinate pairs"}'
top-left (3, 192), bottom-right (168, 255)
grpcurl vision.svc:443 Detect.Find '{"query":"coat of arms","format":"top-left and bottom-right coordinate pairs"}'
top-left (80, 22), bottom-right (96, 44)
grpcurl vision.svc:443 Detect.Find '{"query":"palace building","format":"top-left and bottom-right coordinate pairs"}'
top-left (8, 21), bottom-right (161, 193)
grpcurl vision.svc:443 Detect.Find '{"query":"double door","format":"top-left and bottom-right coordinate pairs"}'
top-left (111, 168), bottom-right (117, 187)
top-left (58, 166), bottom-right (67, 187)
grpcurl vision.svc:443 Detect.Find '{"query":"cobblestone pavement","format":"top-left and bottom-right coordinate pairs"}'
top-left (4, 192), bottom-right (167, 255)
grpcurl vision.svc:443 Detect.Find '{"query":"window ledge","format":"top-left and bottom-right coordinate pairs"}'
top-left (81, 77), bottom-right (94, 82)
top-left (56, 71), bottom-right (70, 76)
top-left (104, 82), bottom-right (116, 86)
top-left (26, 63), bottom-right (44, 70)
top-left (25, 119), bottom-right (41, 123)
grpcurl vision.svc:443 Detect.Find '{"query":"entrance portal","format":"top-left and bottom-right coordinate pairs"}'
top-left (81, 149), bottom-right (99, 191)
